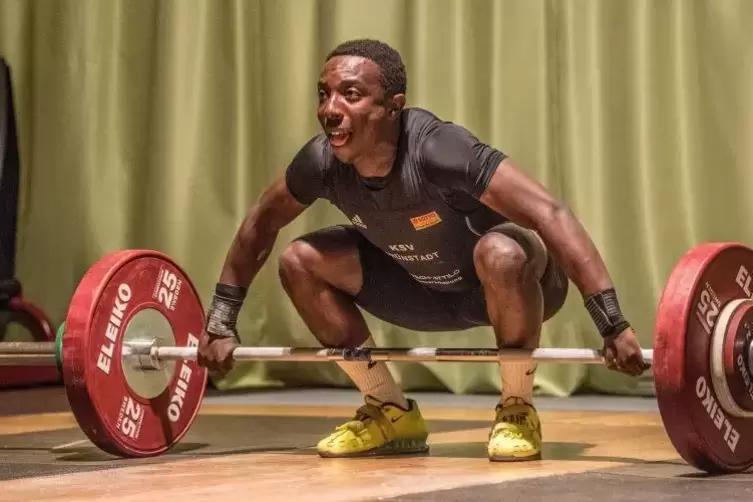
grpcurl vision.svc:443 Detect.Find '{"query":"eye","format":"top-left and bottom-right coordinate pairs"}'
top-left (344, 88), bottom-right (361, 102)
top-left (317, 89), bottom-right (328, 103)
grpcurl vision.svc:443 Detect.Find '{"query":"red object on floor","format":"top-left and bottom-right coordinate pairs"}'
top-left (0, 294), bottom-right (61, 388)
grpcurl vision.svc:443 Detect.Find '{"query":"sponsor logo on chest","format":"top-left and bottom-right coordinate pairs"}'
top-left (410, 211), bottom-right (442, 231)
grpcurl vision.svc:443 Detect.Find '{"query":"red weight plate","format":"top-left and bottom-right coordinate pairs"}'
top-left (7, 296), bottom-right (54, 342)
top-left (722, 301), bottom-right (753, 413)
top-left (655, 242), bottom-right (753, 473)
top-left (63, 249), bottom-right (207, 457)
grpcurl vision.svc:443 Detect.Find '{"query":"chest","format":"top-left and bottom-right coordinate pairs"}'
top-left (322, 163), bottom-right (498, 256)
top-left (331, 181), bottom-right (475, 256)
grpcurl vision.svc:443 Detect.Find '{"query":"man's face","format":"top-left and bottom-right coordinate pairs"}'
top-left (317, 55), bottom-right (402, 164)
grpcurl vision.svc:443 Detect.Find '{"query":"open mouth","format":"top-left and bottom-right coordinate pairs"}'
top-left (328, 130), bottom-right (351, 148)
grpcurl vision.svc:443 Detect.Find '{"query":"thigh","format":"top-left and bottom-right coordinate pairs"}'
top-left (492, 222), bottom-right (569, 321)
top-left (350, 228), bottom-right (483, 332)
top-left (461, 222), bottom-right (570, 323)
top-left (485, 222), bottom-right (549, 280)
top-left (539, 255), bottom-right (569, 321)
top-left (289, 225), bottom-right (363, 295)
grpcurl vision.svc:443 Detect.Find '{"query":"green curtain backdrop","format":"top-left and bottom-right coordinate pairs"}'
top-left (1, 0), bottom-right (752, 396)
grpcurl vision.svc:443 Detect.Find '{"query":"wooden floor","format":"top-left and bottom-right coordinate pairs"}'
top-left (0, 387), bottom-right (749, 501)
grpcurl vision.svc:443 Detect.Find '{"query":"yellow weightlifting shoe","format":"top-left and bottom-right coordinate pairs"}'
top-left (317, 395), bottom-right (429, 458)
top-left (488, 397), bottom-right (542, 462)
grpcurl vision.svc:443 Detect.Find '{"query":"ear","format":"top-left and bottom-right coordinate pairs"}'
top-left (388, 94), bottom-right (406, 119)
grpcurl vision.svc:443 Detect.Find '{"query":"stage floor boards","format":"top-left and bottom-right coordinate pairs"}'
top-left (0, 387), bottom-right (750, 501)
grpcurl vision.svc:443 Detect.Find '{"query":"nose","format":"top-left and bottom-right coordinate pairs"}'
top-left (321, 96), bottom-right (343, 128)
top-left (323, 109), bottom-right (343, 129)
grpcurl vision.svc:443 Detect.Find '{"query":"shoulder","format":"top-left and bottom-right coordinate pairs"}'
top-left (405, 110), bottom-right (507, 196)
top-left (415, 115), bottom-right (488, 176)
top-left (398, 107), bottom-right (464, 162)
top-left (422, 122), bottom-right (477, 163)
top-left (289, 133), bottom-right (333, 169)
top-left (399, 108), bottom-right (484, 163)
top-left (285, 134), bottom-right (336, 205)
top-left (401, 107), bottom-right (445, 135)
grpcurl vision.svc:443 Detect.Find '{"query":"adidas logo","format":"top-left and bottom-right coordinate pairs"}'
top-left (351, 214), bottom-right (367, 229)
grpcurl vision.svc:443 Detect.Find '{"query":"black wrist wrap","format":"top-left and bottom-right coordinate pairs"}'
top-left (205, 284), bottom-right (248, 339)
top-left (584, 288), bottom-right (631, 338)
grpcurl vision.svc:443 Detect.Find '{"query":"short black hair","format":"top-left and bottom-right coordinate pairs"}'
top-left (326, 38), bottom-right (407, 96)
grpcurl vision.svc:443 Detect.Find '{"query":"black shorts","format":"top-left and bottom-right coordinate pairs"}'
top-left (344, 224), bottom-right (569, 332)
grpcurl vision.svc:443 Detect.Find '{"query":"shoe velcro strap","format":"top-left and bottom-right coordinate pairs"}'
top-left (497, 412), bottom-right (529, 425)
top-left (354, 403), bottom-right (396, 441)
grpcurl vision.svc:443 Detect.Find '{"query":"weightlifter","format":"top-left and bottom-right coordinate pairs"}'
top-left (197, 39), bottom-right (651, 461)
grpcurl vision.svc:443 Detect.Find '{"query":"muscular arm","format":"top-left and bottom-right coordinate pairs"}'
top-left (479, 158), bottom-right (613, 297)
top-left (421, 124), bottom-right (613, 298)
top-left (218, 175), bottom-right (308, 288)
top-left (218, 134), bottom-right (327, 289)
top-left (422, 124), bottom-right (646, 369)
top-left (481, 158), bottom-right (649, 374)
top-left (200, 136), bottom-right (326, 366)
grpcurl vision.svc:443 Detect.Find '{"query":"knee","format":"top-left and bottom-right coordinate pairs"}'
top-left (278, 240), bottom-right (319, 287)
top-left (473, 233), bottom-right (531, 283)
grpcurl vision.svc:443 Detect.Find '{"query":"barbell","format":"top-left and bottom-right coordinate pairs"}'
top-left (2, 242), bottom-right (753, 474)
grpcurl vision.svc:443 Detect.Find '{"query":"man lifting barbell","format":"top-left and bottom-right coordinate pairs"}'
top-left (197, 38), bottom-right (651, 461)
top-left (6, 240), bottom-right (749, 470)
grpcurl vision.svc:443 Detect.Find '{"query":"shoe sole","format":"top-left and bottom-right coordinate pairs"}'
top-left (318, 437), bottom-right (429, 458)
top-left (488, 452), bottom-right (542, 462)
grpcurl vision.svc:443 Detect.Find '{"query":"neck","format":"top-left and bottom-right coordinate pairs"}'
top-left (353, 123), bottom-right (401, 178)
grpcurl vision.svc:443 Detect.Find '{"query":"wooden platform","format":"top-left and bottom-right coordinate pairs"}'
top-left (0, 387), bottom-right (750, 501)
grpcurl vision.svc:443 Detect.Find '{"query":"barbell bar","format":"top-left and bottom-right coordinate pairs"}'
top-left (8, 243), bottom-right (753, 474)
top-left (128, 345), bottom-right (656, 365)
top-left (0, 340), bottom-right (656, 366)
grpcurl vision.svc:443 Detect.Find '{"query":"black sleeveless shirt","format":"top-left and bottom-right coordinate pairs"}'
top-left (285, 107), bottom-right (508, 293)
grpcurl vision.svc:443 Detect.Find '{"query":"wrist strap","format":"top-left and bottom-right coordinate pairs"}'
top-left (205, 283), bottom-right (247, 339)
top-left (584, 288), bottom-right (631, 338)
top-left (214, 283), bottom-right (247, 303)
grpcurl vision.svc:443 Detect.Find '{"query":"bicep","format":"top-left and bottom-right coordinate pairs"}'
top-left (479, 158), bottom-right (562, 230)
